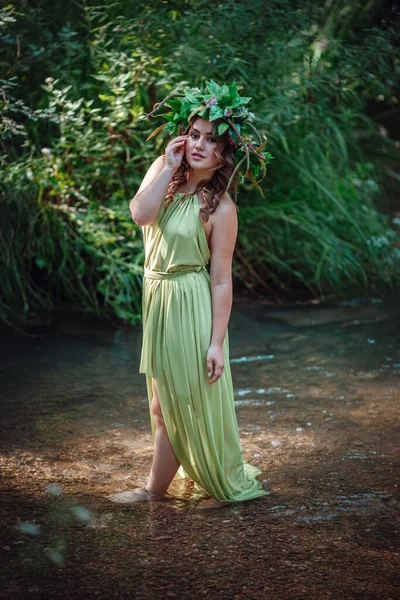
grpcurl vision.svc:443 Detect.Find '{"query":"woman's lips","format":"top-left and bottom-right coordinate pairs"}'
top-left (192, 153), bottom-right (205, 159)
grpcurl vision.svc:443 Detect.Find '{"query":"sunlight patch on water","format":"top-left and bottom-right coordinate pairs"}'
top-left (234, 386), bottom-right (292, 408)
top-left (235, 388), bottom-right (267, 397)
top-left (234, 399), bottom-right (265, 408)
top-left (230, 354), bottom-right (275, 363)
top-left (235, 387), bottom-right (290, 397)
top-left (305, 365), bottom-right (336, 377)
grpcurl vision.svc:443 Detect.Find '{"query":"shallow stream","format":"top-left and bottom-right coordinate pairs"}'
top-left (1, 291), bottom-right (399, 599)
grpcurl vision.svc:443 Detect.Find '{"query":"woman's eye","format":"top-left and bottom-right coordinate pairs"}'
top-left (190, 133), bottom-right (216, 142)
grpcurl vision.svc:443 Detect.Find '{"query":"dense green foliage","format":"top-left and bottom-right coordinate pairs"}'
top-left (1, 0), bottom-right (399, 326)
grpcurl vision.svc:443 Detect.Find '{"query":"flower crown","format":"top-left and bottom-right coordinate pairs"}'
top-left (142, 79), bottom-right (275, 196)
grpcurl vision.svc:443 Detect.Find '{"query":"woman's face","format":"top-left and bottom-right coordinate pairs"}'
top-left (185, 117), bottom-right (223, 172)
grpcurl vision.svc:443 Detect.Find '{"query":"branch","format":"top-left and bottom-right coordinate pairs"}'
top-left (227, 155), bottom-right (246, 191)
top-left (245, 121), bottom-right (264, 146)
top-left (140, 90), bottom-right (185, 120)
top-left (227, 118), bottom-right (251, 173)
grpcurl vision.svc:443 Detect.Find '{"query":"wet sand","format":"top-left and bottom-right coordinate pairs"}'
top-left (1, 292), bottom-right (399, 599)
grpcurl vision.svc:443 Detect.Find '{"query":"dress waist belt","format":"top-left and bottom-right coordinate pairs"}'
top-left (144, 266), bottom-right (207, 280)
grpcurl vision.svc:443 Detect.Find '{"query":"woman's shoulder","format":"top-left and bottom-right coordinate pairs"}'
top-left (216, 191), bottom-right (238, 213)
top-left (209, 191), bottom-right (238, 230)
top-left (220, 190), bottom-right (235, 203)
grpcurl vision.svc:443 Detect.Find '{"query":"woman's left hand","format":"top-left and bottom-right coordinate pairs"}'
top-left (206, 344), bottom-right (225, 384)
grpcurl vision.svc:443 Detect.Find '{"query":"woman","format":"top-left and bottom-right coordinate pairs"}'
top-left (108, 81), bottom-right (274, 509)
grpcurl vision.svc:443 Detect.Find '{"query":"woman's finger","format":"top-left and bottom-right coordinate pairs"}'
top-left (167, 138), bottom-right (186, 147)
top-left (166, 136), bottom-right (187, 148)
top-left (207, 358), bottom-right (213, 378)
top-left (173, 141), bottom-right (186, 151)
top-left (208, 363), bottom-right (224, 384)
top-left (166, 140), bottom-right (186, 155)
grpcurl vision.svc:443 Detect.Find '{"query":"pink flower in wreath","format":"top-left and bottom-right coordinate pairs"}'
top-left (224, 108), bottom-right (232, 117)
top-left (207, 95), bottom-right (218, 106)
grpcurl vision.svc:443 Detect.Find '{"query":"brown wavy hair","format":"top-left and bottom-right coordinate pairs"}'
top-left (163, 117), bottom-right (239, 223)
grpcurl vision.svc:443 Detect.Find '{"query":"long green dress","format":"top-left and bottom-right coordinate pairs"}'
top-left (139, 192), bottom-right (269, 503)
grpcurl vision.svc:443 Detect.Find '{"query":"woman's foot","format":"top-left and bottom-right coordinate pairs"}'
top-left (106, 487), bottom-right (168, 504)
top-left (196, 498), bottom-right (232, 510)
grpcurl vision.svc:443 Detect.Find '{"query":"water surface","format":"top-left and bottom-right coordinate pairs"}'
top-left (1, 291), bottom-right (399, 599)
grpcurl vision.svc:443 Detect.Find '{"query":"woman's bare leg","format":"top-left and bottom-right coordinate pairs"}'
top-left (146, 377), bottom-right (180, 495)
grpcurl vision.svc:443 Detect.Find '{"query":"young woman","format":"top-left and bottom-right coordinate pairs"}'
top-left (108, 82), bottom-right (273, 509)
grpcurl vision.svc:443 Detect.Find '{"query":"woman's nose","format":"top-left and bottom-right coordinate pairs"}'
top-left (194, 136), bottom-right (205, 149)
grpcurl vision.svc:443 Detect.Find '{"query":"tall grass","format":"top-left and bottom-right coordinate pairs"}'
top-left (1, 171), bottom-right (144, 327)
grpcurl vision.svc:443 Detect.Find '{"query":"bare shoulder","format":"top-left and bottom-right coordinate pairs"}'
top-left (209, 191), bottom-right (238, 271)
top-left (210, 191), bottom-right (238, 241)
top-left (219, 190), bottom-right (237, 207)
top-left (213, 191), bottom-right (238, 221)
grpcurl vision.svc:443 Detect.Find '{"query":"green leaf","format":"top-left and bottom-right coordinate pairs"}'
top-left (209, 105), bottom-right (224, 121)
top-left (181, 101), bottom-right (200, 118)
top-left (218, 85), bottom-right (231, 106)
top-left (179, 100), bottom-right (193, 113)
top-left (188, 105), bottom-right (208, 122)
top-left (167, 99), bottom-right (182, 111)
top-left (206, 79), bottom-right (221, 95)
top-left (184, 90), bottom-right (199, 103)
top-left (164, 113), bottom-right (175, 122)
top-left (237, 96), bottom-right (252, 105)
top-left (228, 81), bottom-right (238, 104)
top-left (164, 122), bottom-right (177, 134)
top-left (217, 122), bottom-right (229, 135)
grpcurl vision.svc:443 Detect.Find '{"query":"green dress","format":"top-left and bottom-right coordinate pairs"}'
top-left (139, 192), bottom-right (269, 503)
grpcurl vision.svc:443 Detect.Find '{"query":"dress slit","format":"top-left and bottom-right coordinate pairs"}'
top-left (146, 374), bottom-right (187, 480)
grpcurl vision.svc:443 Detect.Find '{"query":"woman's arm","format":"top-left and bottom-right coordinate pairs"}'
top-left (130, 156), bottom-right (173, 226)
top-left (206, 195), bottom-right (238, 383)
top-left (129, 135), bottom-right (187, 226)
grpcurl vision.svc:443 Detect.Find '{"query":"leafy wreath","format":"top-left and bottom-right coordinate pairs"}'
top-left (141, 79), bottom-right (275, 196)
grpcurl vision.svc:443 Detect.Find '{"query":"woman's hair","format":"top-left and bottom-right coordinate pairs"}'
top-left (164, 117), bottom-right (239, 222)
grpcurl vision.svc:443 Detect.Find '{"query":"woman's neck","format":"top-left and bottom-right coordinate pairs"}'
top-left (181, 168), bottom-right (214, 193)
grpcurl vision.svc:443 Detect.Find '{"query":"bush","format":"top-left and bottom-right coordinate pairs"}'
top-left (1, 1), bottom-right (399, 325)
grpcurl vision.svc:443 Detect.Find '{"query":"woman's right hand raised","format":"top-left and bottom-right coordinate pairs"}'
top-left (164, 136), bottom-right (187, 171)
